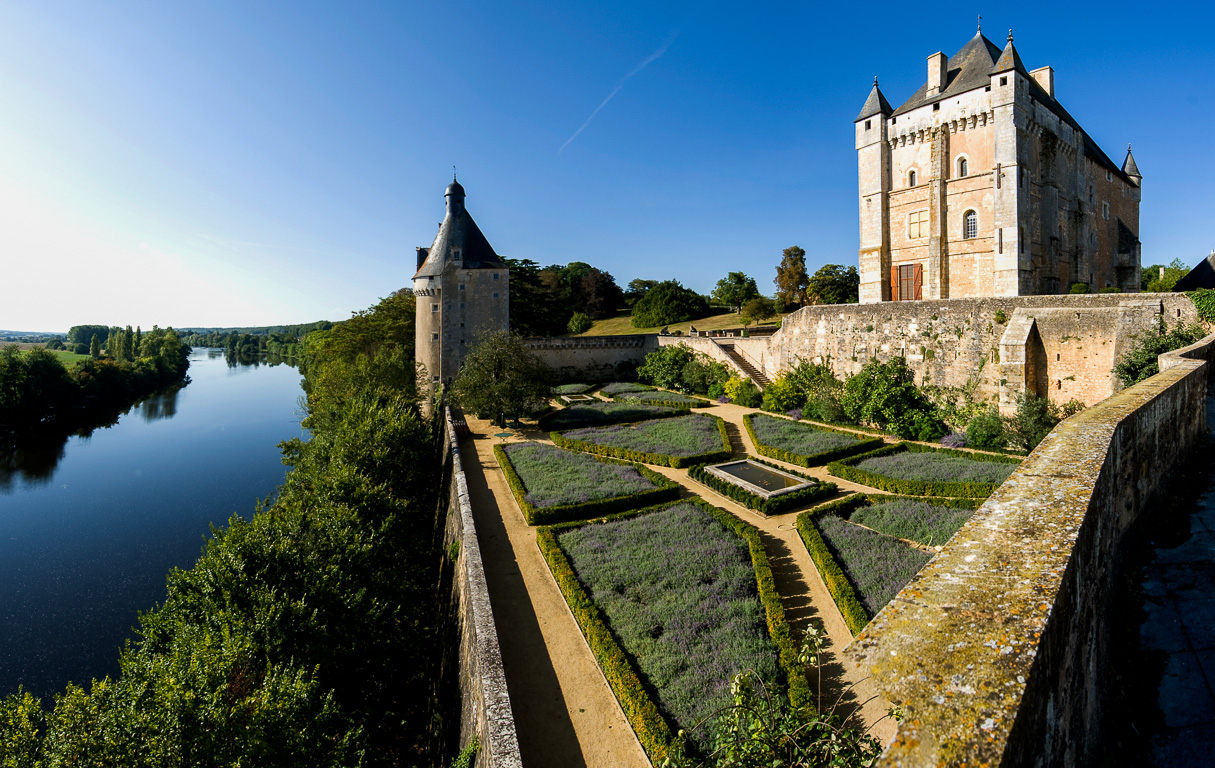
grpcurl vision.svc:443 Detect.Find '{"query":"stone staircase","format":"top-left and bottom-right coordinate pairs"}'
top-left (717, 341), bottom-right (770, 389)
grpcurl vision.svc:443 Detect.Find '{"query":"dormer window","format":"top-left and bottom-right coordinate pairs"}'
top-left (957, 157), bottom-right (968, 178)
top-left (908, 170), bottom-right (917, 187)
top-left (453, 248), bottom-right (462, 261)
top-left (864, 119), bottom-right (871, 130)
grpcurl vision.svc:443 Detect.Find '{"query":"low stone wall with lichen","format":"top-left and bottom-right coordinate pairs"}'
top-left (845, 332), bottom-right (1215, 766)
top-left (442, 408), bottom-right (522, 768)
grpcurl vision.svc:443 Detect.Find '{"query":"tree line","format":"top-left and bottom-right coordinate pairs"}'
top-left (0, 293), bottom-right (453, 765)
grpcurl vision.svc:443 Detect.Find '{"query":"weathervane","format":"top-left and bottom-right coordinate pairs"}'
top-left (977, 15), bottom-right (981, 32)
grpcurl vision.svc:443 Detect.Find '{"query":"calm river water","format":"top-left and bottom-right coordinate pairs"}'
top-left (0, 349), bottom-right (305, 700)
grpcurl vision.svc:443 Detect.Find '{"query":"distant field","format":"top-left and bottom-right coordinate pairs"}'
top-left (575, 308), bottom-right (786, 337)
top-left (2, 343), bottom-right (90, 365)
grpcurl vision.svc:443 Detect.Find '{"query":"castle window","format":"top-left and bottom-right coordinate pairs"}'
top-left (453, 248), bottom-right (462, 261)
top-left (1102, 201), bottom-right (1110, 220)
top-left (963, 210), bottom-right (978, 239)
top-left (1088, 185), bottom-right (1094, 203)
top-left (893, 263), bottom-right (922, 301)
top-left (431, 304), bottom-right (438, 313)
top-left (492, 292), bottom-right (499, 299)
top-left (459, 284), bottom-right (465, 291)
top-left (908, 170), bottom-right (917, 187)
top-left (933, 103), bottom-right (940, 112)
top-left (865, 120), bottom-right (871, 130)
top-left (492, 272), bottom-right (500, 280)
top-left (957, 157), bottom-right (968, 177)
top-left (1000, 76), bottom-right (1008, 86)
top-left (1105, 170), bottom-right (1113, 182)
top-left (431, 333), bottom-right (439, 341)
top-left (907, 209), bottom-right (929, 239)
top-left (1020, 226), bottom-right (1025, 253)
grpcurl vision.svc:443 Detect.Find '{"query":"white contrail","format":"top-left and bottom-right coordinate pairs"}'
top-left (559, 29), bottom-right (679, 153)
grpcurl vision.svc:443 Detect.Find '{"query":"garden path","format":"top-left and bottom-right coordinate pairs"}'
top-left (458, 420), bottom-right (650, 768)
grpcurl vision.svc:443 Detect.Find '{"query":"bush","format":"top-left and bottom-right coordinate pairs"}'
top-left (1099, 286), bottom-right (1120, 294)
top-left (611, 390), bottom-right (709, 408)
top-left (724, 376), bottom-right (762, 408)
top-left (941, 431), bottom-right (966, 449)
top-left (849, 496), bottom-right (981, 548)
top-left (1069, 282), bottom-right (1089, 294)
top-left (966, 406), bottom-right (1007, 451)
top-left (839, 357), bottom-right (945, 440)
top-left (760, 375), bottom-right (803, 413)
top-left (795, 501), bottom-right (870, 635)
top-left (566, 312), bottom-right (593, 334)
top-left (1004, 392), bottom-right (1083, 453)
top-left (812, 513), bottom-right (932, 619)
top-left (1113, 319), bottom-right (1208, 388)
top-left (631, 281), bottom-right (709, 328)
top-left (1188, 288), bottom-right (1215, 323)
top-left (637, 343), bottom-right (730, 395)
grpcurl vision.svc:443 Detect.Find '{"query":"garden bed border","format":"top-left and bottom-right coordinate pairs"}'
top-left (550, 414), bottom-right (732, 468)
top-left (744, 412), bottom-right (886, 467)
top-left (827, 441), bottom-right (1021, 498)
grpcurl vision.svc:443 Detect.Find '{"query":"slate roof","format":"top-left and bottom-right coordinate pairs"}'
top-left (888, 31), bottom-right (1133, 183)
top-left (414, 182), bottom-right (508, 278)
top-left (856, 78), bottom-right (893, 122)
top-left (1173, 252), bottom-right (1215, 292)
top-left (1123, 146), bottom-right (1141, 178)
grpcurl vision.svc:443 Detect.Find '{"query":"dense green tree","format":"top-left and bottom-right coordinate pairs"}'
top-left (451, 330), bottom-right (553, 425)
top-left (45, 338), bottom-right (65, 350)
top-left (741, 296), bottom-right (776, 326)
top-left (505, 258), bottom-right (565, 336)
top-left (774, 246), bottom-right (810, 308)
top-left (577, 268), bottom-right (625, 319)
top-left (631, 280), bottom-right (709, 328)
top-left (68, 325), bottom-right (110, 349)
top-left (89, 334), bottom-right (101, 359)
top-left (1003, 393), bottom-right (1082, 452)
top-left (841, 356), bottom-right (945, 440)
top-left (567, 312), bottom-right (593, 335)
top-left (784, 357), bottom-right (846, 423)
top-left (711, 272), bottom-right (761, 313)
top-left (625, 278), bottom-right (659, 306)
top-left (806, 264), bottom-right (860, 305)
top-left (1142, 258), bottom-right (1189, 292)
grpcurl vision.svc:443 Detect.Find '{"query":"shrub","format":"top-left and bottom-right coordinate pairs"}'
top-left (828, 442), bottom-right (1020, 498)
top-left (1069, 282), bottom-right (1089, 294)
top-left (785, 408), bottom-right (803, 421)
top-left (725, 376), bottom-right (762, 408)
top-left (1003, 392), bottom-right (1082, 453)
top-left (744, 413), bottom-right (883, 467)
top-left (551, 414), bottom-right (731, 468)
top-left (612, 390), bottom-right (708, 408)
top-left (1099, 287), bottom-right (1120, 294)
top-left (1188, 288), bottom-right (1215, 323)
top-left (495, 443), bottom-right (679, 524)
top-left (760, 375), bottom-right (803, 413)
top-left (941, 431), bottom-right (966, 449)
top-left (795, 501), bottom-right (870, 635)
top-left (552, 383), bottom-right (593, 395)
top-left (631, 281), bottom-right (709, 328)
top-left (839, 357), bottom-right (945, 440)
top-left (993, 309), bottom-right (1008, 324)
top-left (966, 406), bottom-right (1007, 451)
top-left (1113, 319), bottom-right (1208, 388)
top-left (688, 458), bottom-right (836, 515)
top-left (567, 312), bottom-right (593, 335)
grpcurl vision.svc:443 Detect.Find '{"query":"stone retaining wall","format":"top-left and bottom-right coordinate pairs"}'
top-left (845, 331), bottom-right (1215, 766)
top-left (442, 408), bottom-right (522, 768)
top-left (524, 335), bottom-right (659, 382)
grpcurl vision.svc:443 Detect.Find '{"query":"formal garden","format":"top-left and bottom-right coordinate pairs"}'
top-left (496, 441), bottom-right (679, 524)
top-left (537, 400), bottom-right (679, 430)
top-left (689, 457), bottom-right (836, 515)
top-left (828, 442), bottom-right (1020, 498)
top-left (551, 413), bottom-right (731, 467)
top-left (610, 389), bottom-right (711, 408)
top-left (744, 412), bottom-right (884, 466)
top-left (537, 499), bottom-right (806, 763)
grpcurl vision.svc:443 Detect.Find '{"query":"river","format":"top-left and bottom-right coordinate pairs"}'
top-left (0, 348), bottom-right (305, 700)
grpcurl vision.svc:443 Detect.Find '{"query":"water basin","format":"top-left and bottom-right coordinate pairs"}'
top-left (561, 394), bottom-right (596, 403)
top-left (705, 459), bottom-right (816, 498)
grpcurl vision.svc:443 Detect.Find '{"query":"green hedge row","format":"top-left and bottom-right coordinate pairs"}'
top-left (826, 442), bottom-right (1020, 499)
top-left (743, 413), bottom-right (886, 468)
top-left (688, 457), bottom-right (837, 515)
top-left (794, 497), bottom-right (870, 636)
top-left (536, 405), bottom-right (680, 431)
top-left (536, 498), bottom-right (812, 763)
top-left (494, 444), bottom-right (680, 525)
top-left (537, 519), bottom-right (675, 763)
top-left (549, 416), bottom-right (732, 468)
top-left (607, 392), bottom-right (711, 409)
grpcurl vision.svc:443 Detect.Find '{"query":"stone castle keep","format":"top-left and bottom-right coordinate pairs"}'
top-left (414, 179), bottom-right (510, 390)
top-left (856, 29), bottom-right (1142, 303)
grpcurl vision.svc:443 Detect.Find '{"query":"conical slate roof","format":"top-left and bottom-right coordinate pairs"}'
top-left (856, 78), bottom-right (893, 122)
top-left (892, 31), bottom-right (1003, 116)
top-left (1123, 146), bottom-right (1142, 178)
top-left (991, 32), bottom-right (1026, 75)
top-left (414, 181), bottom-right (507, 279)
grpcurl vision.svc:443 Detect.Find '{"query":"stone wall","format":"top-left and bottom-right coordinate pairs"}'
top-left (441, 409), bottom-right (522, 768)
top-left (845, 331), bottom-right (1215, 766)
top-left (674, 293), bottom-right (1197, 412)
top-left (524, 335), bottom-right (659, 382)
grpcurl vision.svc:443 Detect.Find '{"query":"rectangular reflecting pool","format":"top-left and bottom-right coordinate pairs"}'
top-left (561, 394), bottom-right (596, 403)
top-left (705, 459), bottom-right (817, 498)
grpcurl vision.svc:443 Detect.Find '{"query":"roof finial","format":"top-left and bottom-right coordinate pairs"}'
top-left (873, 76), bottom-right (879, 87)
top-left (452, 165), bottom-right (457, 182)
top-left (1008, 29), bottom-right (1014, 43)
top-left (977, 15), bottom-right (981, 33)
top-left (1128, 143), bottom-right (1133, 152)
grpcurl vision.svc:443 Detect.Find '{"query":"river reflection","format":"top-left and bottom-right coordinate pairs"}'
top-left (0, 349), bottom-right (304, 700)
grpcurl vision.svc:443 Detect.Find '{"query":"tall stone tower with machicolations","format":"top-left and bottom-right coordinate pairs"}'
top-left (856, 27), bottom-right (1142, 303)
top-left (414, 178), bottom-right (509, 393)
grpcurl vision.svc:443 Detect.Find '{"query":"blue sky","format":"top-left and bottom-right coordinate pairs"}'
top-left (2, 1), bottom-right (1212, 331)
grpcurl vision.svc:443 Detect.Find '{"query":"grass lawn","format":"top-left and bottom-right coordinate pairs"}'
top-left (554, 502), bottom-right (780, 755)
top-left (574, 308), bottom-right (787, 337)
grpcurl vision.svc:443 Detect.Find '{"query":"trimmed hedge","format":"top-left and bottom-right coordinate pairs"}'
top-left (609, 391), bottom-right (711, 409)
top-left (536, 498), bottom-right (810, 764)
top-left (550, 415), bottom-right (732, 468)
top-left (744, 412), bottom-right (886, 467)
top-left (494, 444), bottom-right (679, 525)
top-left (537, 402), bottom-right (680, 431)
top-left (689, 457), bottom-right (837, 515)
top-left (795, 498), bottom-right (870, 636)
top-left (827, 442), bottom-right (1020, 498)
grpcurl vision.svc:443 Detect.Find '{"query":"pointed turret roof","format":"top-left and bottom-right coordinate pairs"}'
top-left (855, 77), bottom-right (893, 122)
top-left (414, 180), bottom-right (507, 279)
top-left (1122, 145), bottom-right (1142, 179)
top-left (991, 30), bottom-right (1026, 75)
top-left (892, 31), bottom-right (1002, 116)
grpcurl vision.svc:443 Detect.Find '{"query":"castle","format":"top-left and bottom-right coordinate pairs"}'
top-left (413, 179), bottom-right (510, 391)
top-left (856, 28), bottom-right (1142, 303)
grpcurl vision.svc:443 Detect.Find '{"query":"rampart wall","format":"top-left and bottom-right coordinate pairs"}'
top-left (440, 409), bottom-right (522, 768)
top-left (846, 331), bottom-right (1215, 766)
top-left (524, 335), bottom-right (658, 382)
top-left (669, 294), bottom-right (1197, 411)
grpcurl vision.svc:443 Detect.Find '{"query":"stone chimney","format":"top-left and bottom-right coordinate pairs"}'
top-left (927, 52), bottom-right (947, 96)
top-left (1030, 66), bottom-right (1054, 98)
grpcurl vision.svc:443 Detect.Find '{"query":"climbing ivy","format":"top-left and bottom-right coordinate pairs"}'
top-left (1187, 289), bottom-right (1215, 324)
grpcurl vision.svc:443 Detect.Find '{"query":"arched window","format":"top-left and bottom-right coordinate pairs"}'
top-left (908, 170), bottom-right (917, 187)
top-left (957, 157), bottom-right (968, 177)
top-left (963, 210), bottom-right (978, 239)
